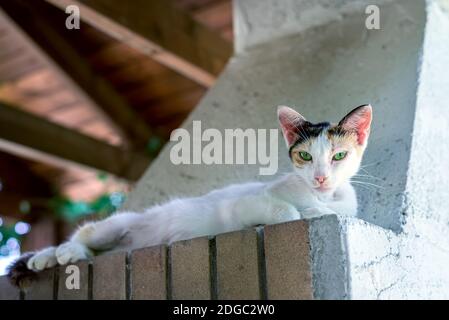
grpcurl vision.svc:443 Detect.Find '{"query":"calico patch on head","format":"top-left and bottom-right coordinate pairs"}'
top-left (278, 105), bottom-right (372, 192)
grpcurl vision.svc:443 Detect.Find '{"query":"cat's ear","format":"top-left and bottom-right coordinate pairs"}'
top-left (277, 106), bottom-right (307, 147)
top-left (338, 104), bottom-right (372, 145)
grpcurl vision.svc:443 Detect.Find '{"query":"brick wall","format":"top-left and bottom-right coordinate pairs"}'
top-left (0, 220), bottom-right (313, 300)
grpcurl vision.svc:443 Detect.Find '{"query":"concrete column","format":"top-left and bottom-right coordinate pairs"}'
top-left (125, 0), bottom-right (449, 298)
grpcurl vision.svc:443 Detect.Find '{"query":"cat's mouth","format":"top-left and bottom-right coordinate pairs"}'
top-left (314, 185), bottom-right (333, 192)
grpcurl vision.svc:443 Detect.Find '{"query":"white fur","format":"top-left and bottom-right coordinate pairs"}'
top-left (28, 170), bottom-right (358, 269)
top-left (27, 106), bottom-right (368, 270)
top-left (27, 247), bottom-right (57, 271)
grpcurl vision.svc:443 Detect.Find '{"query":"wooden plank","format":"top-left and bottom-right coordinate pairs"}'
top-left (45, 0), bottom-right (233, 87)
top-left (0, 191), bottom-right (47, 220)
top-left (124, 74), bottom-right (198, 106)
top-left (105, 58), bottom-right (168, 89)
top-left (0, 151), bottom-right (53, 220)
top-left (0, 52), bottom-right (44, 82)
top-left (0, 102), bottom-right (150, 181)
top-left (143, 89), bottom-right (204, 124)
top-left (193, 0), bottom-right (233, 31)
top-left (0, 2), bottom-right (153, 148)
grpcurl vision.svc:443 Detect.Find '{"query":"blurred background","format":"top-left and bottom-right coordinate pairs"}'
top-left (0, 0), bottom-right (233, 273)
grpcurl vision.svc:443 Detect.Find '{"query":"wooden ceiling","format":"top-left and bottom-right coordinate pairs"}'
top-left (0, 0), bottom-right (233, 210)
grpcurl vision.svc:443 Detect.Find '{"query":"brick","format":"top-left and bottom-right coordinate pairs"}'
top-left (58, 261), bottom-right (89, 300)
top-left (131, 246), bottom-right (166, 300)
top-left (171, 237), bottom-right (211, 300)
top-left (92, 252), bottom-right (127, 300)
top-left (216, 229), bottom-right (261, 299)
top-left (0, 275), bottom-right (20, 300)
top-left (24, 268), bottom-right (55, 300)
top-left (264, 220), bottom-right (313, 300)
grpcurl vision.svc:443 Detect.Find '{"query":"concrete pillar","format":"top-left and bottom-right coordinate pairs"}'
top-left (125, 0), bottom-right (449, 299)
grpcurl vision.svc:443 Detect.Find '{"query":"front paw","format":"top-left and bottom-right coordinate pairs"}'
top-left (27, 247), bottom-right (57, 271)
top-left (271, 204), bottom-right (301, 224)
top-left (55, 242), bottom-right (92, 265)
top-left (301, 207), bottom-right (337, 219)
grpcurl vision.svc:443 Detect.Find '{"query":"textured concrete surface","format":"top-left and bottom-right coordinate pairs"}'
top-left (122, 0), bottom-right (449, 299)
top-left (310, 215), bottom-right (349, 299)
top-left (216, 229), bottom-right (261, 299)
top-left (125, 0), bottom-right (423, 232)
top-left (24, 268), bottom-right (55, 300)
top-left (171, 237), bottom-right (211, 300)
top-left (264, 220), bottom-right (312, 300)
top-left (92, 252), bottom-right (126, 300)
top-left (0, 275), bottom-right (20, 300)
top-left (131, 246), bottom-right (167, 300)
top-left (234, 0), bottom-right (393, 52)
top-left (58, 261), bottom-right (89, 300)
top-left (344, 0), bottom-right (449, 298)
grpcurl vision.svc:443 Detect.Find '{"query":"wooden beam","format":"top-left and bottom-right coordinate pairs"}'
top-left (0, 102), bottom-right (151, 181)
top-left (0, 151), bottom-right (54, 221)
top-left (0, 191), bottom-right (47, 221)
top-left (45, 0), bottom-right (233, 87)
top-left (0, 151), bottom-right (53, 197)
top-left (0, 2), bottom-right (154, 148)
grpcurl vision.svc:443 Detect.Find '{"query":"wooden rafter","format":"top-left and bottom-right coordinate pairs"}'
top-left (45, 0), bottom-right (233, 87)
top-left (0, 102), bottom-right (151, 181)
top-left (0, 1), bottom-right (154, 148)
top-left (0, 151), bottom-right (54, 222)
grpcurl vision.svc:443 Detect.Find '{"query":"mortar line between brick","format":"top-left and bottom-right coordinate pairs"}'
top-left (256, 227), bottom-right (268, 300)
top-left (209, 237), bottom-right (218, 300)
top-left (125, 252), bottom-right (131, 300)
top-left (166, 245), bottom-right (172, 300)
top-left (88, 261), bottom-right (93, 300)
top-left (53, 266), bottom-right (59, 300)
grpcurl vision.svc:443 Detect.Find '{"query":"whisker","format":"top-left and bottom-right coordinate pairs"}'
top-left (350, 180), bottom-right (384, 189)
top-left (351, 183), bottom-right (377, 192)
top-left (353, 174), bottom-right (383, 181)
top-left (359, 162), bottom-right (378, 169)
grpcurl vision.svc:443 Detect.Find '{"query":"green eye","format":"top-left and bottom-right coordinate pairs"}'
top-left (333, 151), bottom-right (348, 161)
top-left (299, 151), bottom-right (312, 161)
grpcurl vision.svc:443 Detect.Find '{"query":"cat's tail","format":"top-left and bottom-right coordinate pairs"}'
top-left (6, 252), bottom-right (38, 288)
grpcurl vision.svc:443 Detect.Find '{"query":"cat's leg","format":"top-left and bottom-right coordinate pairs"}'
top-left (234, 194), bottom-right (301, 227)
top-left (27, 247), bottom-right (58, 271)
top-left (55, 212), bottom-right (141, 265)
top-left (326, 182), bottom-right (357, 216)
top-left (302, 182), bottom-right (357, 218)
top-left (268, 200), bottom-right (301, 224)
top-left (301, 206), bottom-right (337, 218)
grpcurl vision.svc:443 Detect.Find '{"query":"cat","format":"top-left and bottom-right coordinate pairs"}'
top-left (8, 104), bottom-right (372, 285)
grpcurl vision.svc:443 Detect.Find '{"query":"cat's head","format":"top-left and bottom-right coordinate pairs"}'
top-left (278, 104), bottom-right (372, 194)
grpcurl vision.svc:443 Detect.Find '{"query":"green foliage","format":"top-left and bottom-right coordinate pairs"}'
top-left (0, 224), bottom-right (22, 257)
top-left (49, 192), bottom-right (126, 223)
top-left (96, 172), bottom-right (109, 181)
top-left (146, 136), bottom-right (163, 156)
top-left (0, 171), bottom-right (127, 257)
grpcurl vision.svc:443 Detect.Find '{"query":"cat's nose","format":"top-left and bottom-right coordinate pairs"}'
top-left (315, 176), bottom-right (328, 184)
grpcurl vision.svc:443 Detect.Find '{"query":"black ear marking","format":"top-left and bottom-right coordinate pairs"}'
top-left (287, 121), bottom-right (331, 158)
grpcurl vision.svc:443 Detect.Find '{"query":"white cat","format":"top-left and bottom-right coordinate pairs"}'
top-left (10, 104), bottom-right (372, 275)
